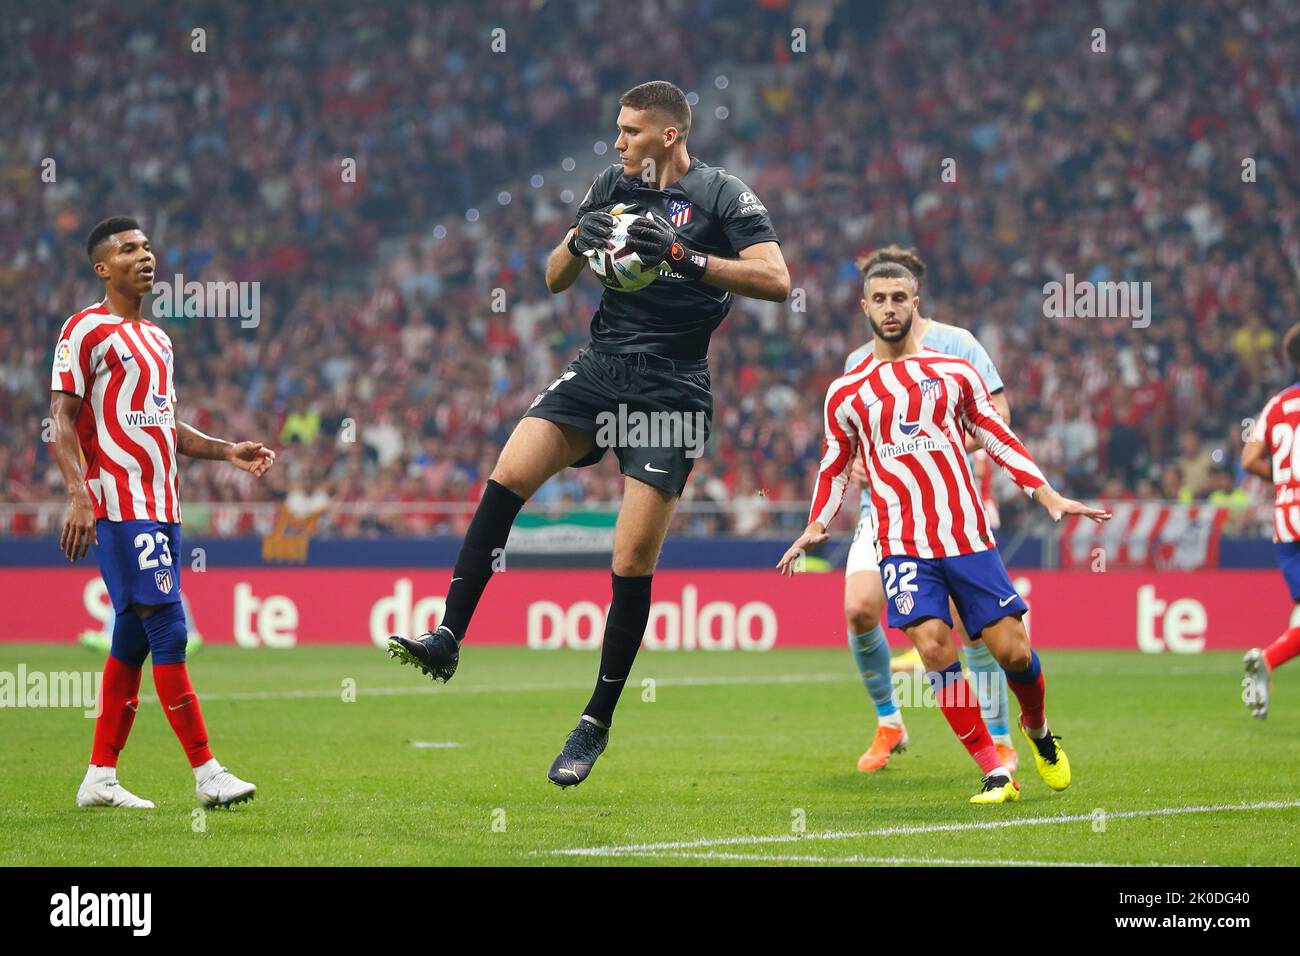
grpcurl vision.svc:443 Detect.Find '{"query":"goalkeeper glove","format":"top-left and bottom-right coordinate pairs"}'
top-left (627, 212), bottom-right (708, 280)
top-left (567, 210), bottom-right (617, 257)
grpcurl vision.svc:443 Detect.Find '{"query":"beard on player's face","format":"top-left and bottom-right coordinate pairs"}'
top-left (868, 309), bottom-right (913, 343)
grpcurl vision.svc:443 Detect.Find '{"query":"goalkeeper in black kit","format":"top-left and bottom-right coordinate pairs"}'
top-left (387, 80), bottom-right (789, 787)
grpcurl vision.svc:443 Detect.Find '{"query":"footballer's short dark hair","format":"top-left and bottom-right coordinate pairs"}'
top-left (86, 215), bottom-right (143, 263)
top-left (864, 262), bottom-right (919, 295)
top-left (619, 81), bottom-right (691, 141)
top-left (1284, 322), bottom-right (1300, 372)
top-left (861, 244), bottom-right (927, 282)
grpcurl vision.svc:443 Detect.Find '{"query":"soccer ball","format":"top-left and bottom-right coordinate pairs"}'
top-left (586, 212), bottom-right (661, 293)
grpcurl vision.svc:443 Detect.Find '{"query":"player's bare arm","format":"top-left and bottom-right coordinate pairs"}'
top-left (626, 212), bottom-right (789, 302)
top-left (1032, 484), bottom-right (1111, 523)
top-left (50, 390), bottom-right (96, 562)
top-left (697, 241), bottom-right (789, 302)
top-left (177, 421), bottom-right (276, 478)
top-left (1242, 436), bottom-right (1271, 480)
top-left (777, 520), bottom-right (829, 575)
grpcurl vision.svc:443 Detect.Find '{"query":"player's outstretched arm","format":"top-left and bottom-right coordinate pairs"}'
top-left (178, 421), bottom-right (276, 478)
top-left (964, 391), bottom-right (1011, 453)
top-left (777, 521), bottom-right (829, 575)
top-left (1032, 485), bottom-right (1112, 523)
top-left (50, 390), bottom-right (96, 562)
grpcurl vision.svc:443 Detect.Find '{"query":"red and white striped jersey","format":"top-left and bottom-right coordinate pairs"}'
top-left (50, 304), bottom-right (181, 523)
top-left (810, 348), bottom-right (1046, 559)
top-left (1249, 383), bottom-right (1300, 542)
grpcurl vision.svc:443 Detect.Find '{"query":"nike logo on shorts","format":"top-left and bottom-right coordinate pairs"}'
top-left (644, 463), bottom-right (669, 474)
top-left (999, 595), bottom-right (1018, 607)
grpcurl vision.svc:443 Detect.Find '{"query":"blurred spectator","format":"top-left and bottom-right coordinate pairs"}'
top-left (3, 0), bottom-right (1298, 538)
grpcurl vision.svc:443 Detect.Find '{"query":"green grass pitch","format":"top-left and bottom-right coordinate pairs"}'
top-left (1, 644), bottom-right (1296, 866)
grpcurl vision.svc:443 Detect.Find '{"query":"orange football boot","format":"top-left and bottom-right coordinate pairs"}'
top-left (995, 742), bottom-right (1019, 773)
top-left (856, 724), bottom-right (909, 771)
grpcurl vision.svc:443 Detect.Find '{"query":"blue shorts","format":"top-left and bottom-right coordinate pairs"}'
top-left (881, 550), bottom-right (1028, 639)
top-left (92, 519), bottom-right (183, 614)
top-left (1276, 542), bottom-right (1300, 601)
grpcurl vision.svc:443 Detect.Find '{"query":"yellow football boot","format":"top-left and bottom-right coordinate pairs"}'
top-left (1020, 720), bottom-right (1071, 791)
top-left (970, 771), bottom-right (1020, 804)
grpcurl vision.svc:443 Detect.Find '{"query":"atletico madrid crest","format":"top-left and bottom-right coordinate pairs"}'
top-left (895, 592), bottom-right (914, 616)
top-left (154, 569), bottom-right (173, 594)
top-left (667, 198), bottom-right (693, 227)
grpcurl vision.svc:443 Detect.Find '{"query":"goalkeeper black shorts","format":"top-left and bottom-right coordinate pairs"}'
top-left (522, 346), bottom-right (713, 496)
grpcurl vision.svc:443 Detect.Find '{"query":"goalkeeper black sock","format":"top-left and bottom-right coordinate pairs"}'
top-left (439, 479), bottom-right (525, 643)
top-left (582, 572), bottom-right (654, 726)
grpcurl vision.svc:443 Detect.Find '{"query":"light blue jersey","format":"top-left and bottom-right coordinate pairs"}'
top-left (845, 319), bottom-right (1004, 517)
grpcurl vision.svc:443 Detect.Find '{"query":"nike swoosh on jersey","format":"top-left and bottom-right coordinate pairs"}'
top-left (644, 463), bottom-right (669, 474)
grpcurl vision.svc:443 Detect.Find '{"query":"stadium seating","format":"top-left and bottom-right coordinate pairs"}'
top-left (2, 0), bottom-right (1295, 537)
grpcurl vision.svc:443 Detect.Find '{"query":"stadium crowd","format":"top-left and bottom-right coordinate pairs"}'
top-left (2, 0), bottom-right (1297, 538)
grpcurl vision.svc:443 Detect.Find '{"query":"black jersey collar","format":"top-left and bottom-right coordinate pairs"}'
top-left (624, 156), bottom-right (705, 195)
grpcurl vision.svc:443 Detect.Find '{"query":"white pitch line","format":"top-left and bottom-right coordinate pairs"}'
top-left (609, 850), bottom-right (1162, 867)
top-left (411, 741), bottom-right (462, 749)
top-left (136, 671), bottom-right (852, 705)
top-left (553, 800), bottom-right (1300, 857)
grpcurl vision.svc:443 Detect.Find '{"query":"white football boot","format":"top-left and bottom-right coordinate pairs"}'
top-left (1242, 649), bottom-right (1271, 720)
top-left (76, 766), bottom-right (155, 808)
top-left (194, 759), bottom-right (257, 808)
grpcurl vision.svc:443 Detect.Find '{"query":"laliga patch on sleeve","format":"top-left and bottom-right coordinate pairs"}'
top-left (53, 340), bottom-right (73, 372)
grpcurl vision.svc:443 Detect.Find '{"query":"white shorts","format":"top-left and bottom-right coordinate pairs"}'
top-left (845, 514), bottom-right (881, 576)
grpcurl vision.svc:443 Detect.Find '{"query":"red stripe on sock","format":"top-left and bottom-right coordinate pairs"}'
top-left (90, 656), bottom-right (143, 768)
top-left (152, 663), bottom-right (213, 767)
top-left (1264, 625), bottom-right (1300, 670)
top-left (1009, 673), bottom-right (1047, 731)
top-left (935, 675), bottom-right (1002, 775)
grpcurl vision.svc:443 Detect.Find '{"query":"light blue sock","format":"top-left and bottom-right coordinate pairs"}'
top-left (848, 625), bottom-right (898, 718)
top-left (962, 640), bottom-right (1010, 738)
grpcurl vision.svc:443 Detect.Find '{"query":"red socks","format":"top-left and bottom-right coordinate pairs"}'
top-left (1264, 625), bottom-right (1300, 671)
top-left (1008, 673), bottom-right (1046, 730)
top-left (929, 664), bottom-right (1002, 775)
top-left (153, 662), bottom-right (213, 767)
top-left (90, 656), bottom-right (143, 768)
top-left (1005, 648), bottom-right (1047, 731)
